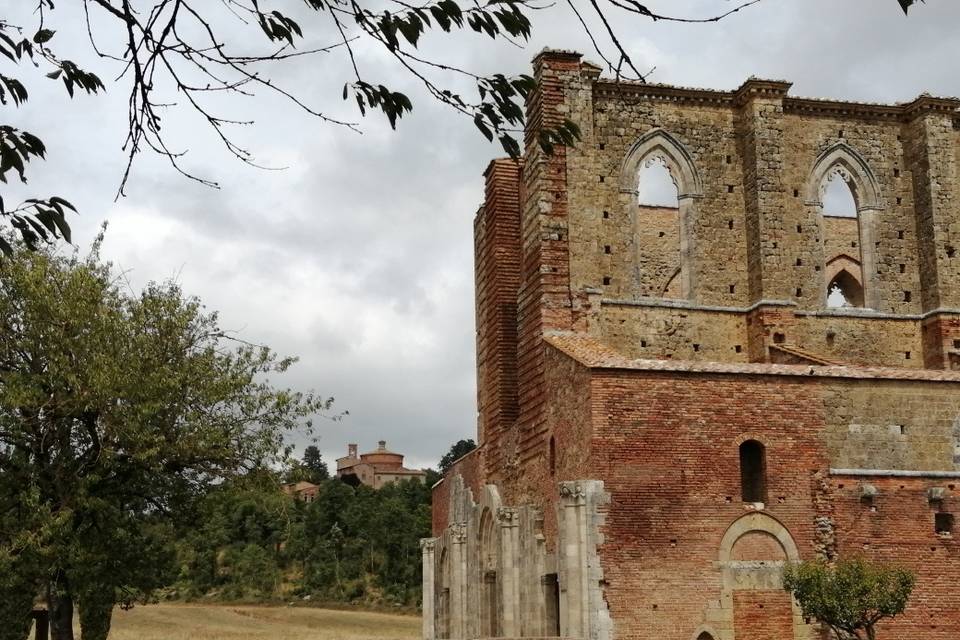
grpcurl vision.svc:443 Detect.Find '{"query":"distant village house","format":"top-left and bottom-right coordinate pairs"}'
top-left (281, 480), bottom-right (320, 503)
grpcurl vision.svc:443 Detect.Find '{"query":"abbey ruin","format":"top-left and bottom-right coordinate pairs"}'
top-left (421, 49), bottom-right (960, 640)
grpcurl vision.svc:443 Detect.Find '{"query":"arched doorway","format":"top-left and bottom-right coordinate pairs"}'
top-left (717, 513), bottom-right (812, 640)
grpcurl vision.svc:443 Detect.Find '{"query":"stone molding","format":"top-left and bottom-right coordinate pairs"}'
top-left (717, 512), bottom-right (800, 564)
top-left (831, 468), bottom-right (960, 478)
top-left (618, 127), bottom-right (703, 199)
top-left (590, 76), bottom-right (960, 124)
top-left (804, 142), bottom-right (884, 211)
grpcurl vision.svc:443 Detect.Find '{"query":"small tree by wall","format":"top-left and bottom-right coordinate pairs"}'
top-left (782, 557), bottom-right (915, 640)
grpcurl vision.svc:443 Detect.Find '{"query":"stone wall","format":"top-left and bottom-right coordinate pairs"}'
top-left (427, 49), bottom-right (960, 640)
top-left (555, 55), bottom-right (960, 367)
top-left (562, 342), bottom-right (960, 640)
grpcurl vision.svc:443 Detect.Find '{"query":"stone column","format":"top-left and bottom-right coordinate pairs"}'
top-left (420, 538), bottom-right (437, 640)
top-left (734, 79), bottom-right (792, 304)
top-left (498, 507), bottom-right (522, 637)
top-left (904, 96), bottom-right (960, 312)
top-left (558, 480), bottom-right (612, 640)
top-left (450, 525), bottom-right (468, 639)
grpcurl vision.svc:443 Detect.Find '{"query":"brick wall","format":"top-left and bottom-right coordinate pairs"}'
top-left (476, 159), bottom-right (523, 481)
top-left (586, 367), bottom-right (827, 640)
top-left (733, 591), bottom-right (795, 640)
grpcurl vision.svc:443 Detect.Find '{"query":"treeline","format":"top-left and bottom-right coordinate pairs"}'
top-left (170, 472), bottom-right (437, 607)
top-left (165, 440), bottom-right (479, 607)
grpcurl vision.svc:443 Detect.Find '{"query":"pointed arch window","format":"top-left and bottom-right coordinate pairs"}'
top-left (621, 129), bottom-right (703, 301)
top-left (637, 156), bottom-right (682, 298)
top-left (806, 143), bottom-right (884, 310)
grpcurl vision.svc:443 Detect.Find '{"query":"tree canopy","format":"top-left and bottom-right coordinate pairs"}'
top-left (285, 445), bottom-right (331, 484)
top-left (782, 557), bottom-right (916, 640)
top-left (0, 0), bottom-right (921, 253)
top-left (0, 231), bottom-right (332, 640)
top-left (439, 438), bottom-right (476, 474)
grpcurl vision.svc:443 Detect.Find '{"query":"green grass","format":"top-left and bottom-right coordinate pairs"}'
top-left (74, 603), bottom-right (421, 640)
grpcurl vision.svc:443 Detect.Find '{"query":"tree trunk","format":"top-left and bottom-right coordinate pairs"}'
top-left (78, 587), bottom-right (114, 640)
top-left (46, 571), bottom-right (74, 640)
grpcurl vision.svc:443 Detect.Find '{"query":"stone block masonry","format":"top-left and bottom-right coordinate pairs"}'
top-left (422, 48), bottom-right (960, 640)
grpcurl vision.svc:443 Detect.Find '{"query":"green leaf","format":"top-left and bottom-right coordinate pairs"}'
top-left (49, 196), bottom-right (76, 212)
top-left (33, 29), bottom-right (55, 44)
top-left (473, 115), bottom-right (493, 142)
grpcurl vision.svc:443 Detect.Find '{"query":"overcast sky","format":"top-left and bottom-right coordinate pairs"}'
top-left (7, 1), bottom-right (960, 469)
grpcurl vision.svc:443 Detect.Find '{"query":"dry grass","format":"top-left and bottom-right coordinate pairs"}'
top-left (84, 603), bottom-right (420, 640)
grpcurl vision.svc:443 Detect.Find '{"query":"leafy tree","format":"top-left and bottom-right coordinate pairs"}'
top-left (286, 445), bottom-right (330, 484)
top-left (782, 557), bottom-right (916, 640)
top-left (439, 438), bottom-right (477, 474)
top-left (303, 445), bottom-right (330, 482)
top-left (0, 232), bottom-right (332, 640)
top-left (1, 1), bottom-right (920, 251)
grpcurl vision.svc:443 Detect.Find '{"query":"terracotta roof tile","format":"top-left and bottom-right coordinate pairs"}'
top-left (543, 332), bottom-right (960, 383)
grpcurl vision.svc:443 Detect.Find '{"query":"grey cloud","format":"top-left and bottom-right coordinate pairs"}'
top-left (10, 0), bottom-right (960, 471)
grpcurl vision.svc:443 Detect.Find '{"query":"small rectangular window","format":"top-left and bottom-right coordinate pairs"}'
top-left (740, 440), bottom-right (767, 504)
top-left (935, 513), bottom-right (954, 536)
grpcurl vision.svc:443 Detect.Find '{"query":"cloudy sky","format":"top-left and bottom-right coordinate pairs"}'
top-left (6, 0), bottom-right (960, 469)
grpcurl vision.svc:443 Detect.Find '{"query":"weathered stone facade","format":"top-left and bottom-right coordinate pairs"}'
top-left (422, 49), bottom-right (960, 640)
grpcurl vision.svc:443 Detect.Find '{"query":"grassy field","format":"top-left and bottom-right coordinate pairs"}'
top-left (78, 603), bottom-right (420, 640)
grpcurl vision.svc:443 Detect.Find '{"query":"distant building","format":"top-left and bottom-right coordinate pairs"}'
top-left (281, 480), bottom-right (319, 503)
top-left (336, 440), bottom-right (427, 488)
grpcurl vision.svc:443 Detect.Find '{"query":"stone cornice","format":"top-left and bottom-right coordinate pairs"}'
top-left (593, 79), bottom-right (733, 107)
top-left (733, 78), bottom-right (793, 105)
top-left (782, 97), bottom-right (906, 121)
top-left (903, 94), bottom-right (960, 118)
top-left (589, 74), bottom-right (960, 123)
